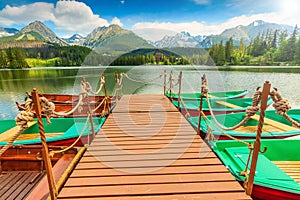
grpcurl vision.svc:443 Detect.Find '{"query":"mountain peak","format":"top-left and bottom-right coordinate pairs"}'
top-left (18, 21), bottom-right (67, 46)
top-left (249, 20), bottom-right (266, 27)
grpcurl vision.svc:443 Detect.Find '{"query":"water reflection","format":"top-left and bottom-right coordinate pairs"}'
top-left (0, 66), bottom-right (299, 120)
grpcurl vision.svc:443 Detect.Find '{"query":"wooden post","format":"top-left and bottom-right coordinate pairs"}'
top-left (102, 73), bottom-right (110, 113)
top-left (31, 88), bottom-right (57, 200)
top-left (169, 70), bottom-right (173, 99)
top-left (114, 72), bottom-right (119, 103)
top-left (163, 69), bottom-right (167, 96)
top-left (177, 71), bottom-right (183, 112)
top-left (197, 74), bottom-right (206, 136)
top-left (246, 81), bottom-right (271, 195)
top-left (88, 104), bottom-right (95, 141)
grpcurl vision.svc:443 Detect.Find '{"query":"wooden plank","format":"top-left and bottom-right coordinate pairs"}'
top-left (70, 164), bottom-right (229, 177)
top-left (75, 157), bottom-right (226, 170)
top-left (65, 172), bottom-right (237, 187)
top-left (59, 181), bottom-right (245, 198)
top-left (58, 192), bottom-right (251, 200)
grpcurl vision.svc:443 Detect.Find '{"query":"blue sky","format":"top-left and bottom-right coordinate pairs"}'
top-left (0, 0), bottom-right (299, 41)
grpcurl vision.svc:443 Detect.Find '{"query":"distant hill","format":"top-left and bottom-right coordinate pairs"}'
top-left (154, 32), bottom-right (204, 48)
top-left (0, 21), bottom-right (67, 48)
top-left (63, 34), bottom-right (85, 45)
top-left (0, 27), bottom-right (18, 37)
top-left (83, 24), bottom-right (154, 56)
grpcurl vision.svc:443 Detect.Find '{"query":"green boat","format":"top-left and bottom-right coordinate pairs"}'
top-left (188, 109), bottom-right (300, 140)
top-left (0, 117), bottom-right (106, 146)
top-left (212, 139), bottom-right (300, 200)
top-left (172, 97), bottom-right (273, 117)
top-left (166, 89), bottom-right (248, 100)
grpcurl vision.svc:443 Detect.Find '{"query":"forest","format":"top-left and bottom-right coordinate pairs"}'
top-left (0, 45), bottom-right (92, 68)
top-left (207, 25), bottom-right (300, 66)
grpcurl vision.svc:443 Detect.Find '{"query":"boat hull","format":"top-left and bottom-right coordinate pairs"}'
top-left (16, 94), bottom-right (116, 118)
top-left (0, 117), bottom-right (106, 147)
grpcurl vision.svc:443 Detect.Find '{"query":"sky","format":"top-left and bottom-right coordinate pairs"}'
top-left (0, 0), bottom-right (299, 41)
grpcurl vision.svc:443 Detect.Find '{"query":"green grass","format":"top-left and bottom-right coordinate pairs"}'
top-left (25, 58), bottom-right (60, 67)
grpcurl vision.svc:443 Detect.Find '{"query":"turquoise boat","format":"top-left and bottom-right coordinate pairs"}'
top-left (212, 139), bottom-right (300, 200)
top-left (0, 117), bottom-right (106, 146)
top-left (172, 97), bottom-right (273, 117)
top-left (166, 89), bottom-right (248, 100)
top-left (188, 109), bottom-right (300, 140)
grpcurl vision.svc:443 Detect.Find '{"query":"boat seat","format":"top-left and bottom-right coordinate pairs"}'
top-left (216, 100), bottom-right (298, 132)
top-left (273, 161), bottom-right (300, 184)
top-left (0, 121), bottom-right (37, 142)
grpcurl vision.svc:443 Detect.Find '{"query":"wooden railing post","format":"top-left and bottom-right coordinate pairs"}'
top-left (177, 71), bottom-right (183, 112)
top-left (102, 73), bottom-right (110, 113)
top-left (31, 88), bottom-right (57, 200)
top-left (197, 74), bottom-right (206, 136)
top-left (169, 70), bottom-right (173, 99)
top-left (246, 81), bottom-right (271, 195)
top-left (163, 69), bottom-right (167, 96)
top-left (114, 72), bottom-right (119, 103)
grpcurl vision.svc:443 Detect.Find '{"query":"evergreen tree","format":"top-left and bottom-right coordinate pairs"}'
top-left (295, 38), bottom-right (300, 64)
top-left (225, 37), bottom-right (234, 62)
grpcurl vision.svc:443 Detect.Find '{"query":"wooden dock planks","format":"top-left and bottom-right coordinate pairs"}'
top-left (58, 94), bottom-right (251, 200)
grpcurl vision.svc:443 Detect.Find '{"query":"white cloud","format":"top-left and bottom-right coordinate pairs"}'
top-left (0, 1), bottom-right (122, 36)
top-left (192, 0), bottom-right (211, 5)
top-left (111, 17), bottom-right (123, 27)
top-left (53, 1), bottom-right (109, 35)
top-left (0, 2), bottom-right (55, 26)
top-left (132, 12), bottom-right (298, 41)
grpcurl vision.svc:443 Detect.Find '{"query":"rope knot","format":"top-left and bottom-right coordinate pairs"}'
top-left (81, 77), bottom-right (92, 93)
top-left (15, 110), bottom-right (34, 128)
top-left (40, 97), bottom-right (55, 124)
top-left (270, 88), bottom-right (291, 115)
top-left (246, 105), bottom-right (260, 117)
top-left (273, 99), bottom-right (291, 114)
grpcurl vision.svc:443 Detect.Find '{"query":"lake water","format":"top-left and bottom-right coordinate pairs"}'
top-left (0, 65), bottom-right (299, 120)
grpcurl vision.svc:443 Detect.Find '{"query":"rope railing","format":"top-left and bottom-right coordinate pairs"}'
top-left (205, 89), bottom-right (262, 131)
top-left (122, 72), bottom-right (164, 84)
top-left (49, 114), bottom-right (91, 157)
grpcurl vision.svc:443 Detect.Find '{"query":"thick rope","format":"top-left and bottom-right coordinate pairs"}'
top-left (53, 94), bottom-right (84, 117)
top-left (40, 97), bottom-right (55, 124)
top-left (49, 114), bottom-right (91, 157)
top-left (90, 75), bottom-right (105, 95)
top-left (0, 99), bottom-right (34, 156)
top-left (201, 110), bottom-right (250, 145)
top-left (205, 87), bottom-right (262, 131)
top-left (122, 72), bottom-right (163, 84)
top-left (270, 88), bottom-right (300, 128)
top-left (80, 77), bottom-right (92, 94)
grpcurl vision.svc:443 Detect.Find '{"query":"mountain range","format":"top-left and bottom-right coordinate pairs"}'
top-left (0, 20), bottom-right (298, 55)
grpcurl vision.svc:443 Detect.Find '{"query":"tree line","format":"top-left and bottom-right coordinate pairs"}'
top-left (0, 44), bottom-right (92, 68)
top-left (207, 25), bottom-right (299, 66)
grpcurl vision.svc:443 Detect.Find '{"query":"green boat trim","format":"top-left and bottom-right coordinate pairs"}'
top-left (188, 109), bottom-right (300, 138)
top-left (212, 139), bottom-right (300, 195)
top-left (0, 117), bottom-right (106, 145)
top-left (172, 97), bottom-right (273, 111)
top-left (166, 90), bottom-right (248, 100)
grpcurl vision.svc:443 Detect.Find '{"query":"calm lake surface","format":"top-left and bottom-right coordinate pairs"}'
top-left (0, 65), bottom-right (299, 120)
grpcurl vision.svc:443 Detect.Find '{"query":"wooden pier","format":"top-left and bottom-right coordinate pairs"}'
top-left (58, 94), bottom-right (251, 199)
